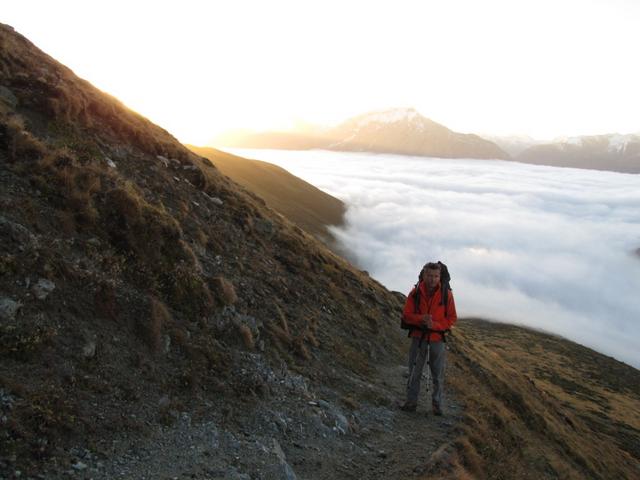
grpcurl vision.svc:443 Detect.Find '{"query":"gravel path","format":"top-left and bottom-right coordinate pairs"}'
top-left (40, 358), bottom-right (461, 480)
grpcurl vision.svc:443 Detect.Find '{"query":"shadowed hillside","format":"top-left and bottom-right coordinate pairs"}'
top-left (1, 23), bottom-right (638, 480)
top-left (0, 23), bottom-right (405, 477)
top-left (187, 145), bottom-right (346, 248)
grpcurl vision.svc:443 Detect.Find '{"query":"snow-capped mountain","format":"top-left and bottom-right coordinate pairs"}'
top-left (213, 108), bottom-right (509, 161)
top-left (326, 108), bottom-right (510, 160)
top-left (516, 133), bottom-right (640, 173)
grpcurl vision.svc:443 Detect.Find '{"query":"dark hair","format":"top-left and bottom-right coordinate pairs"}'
top-left (423, 262), bottom-right (440, 272)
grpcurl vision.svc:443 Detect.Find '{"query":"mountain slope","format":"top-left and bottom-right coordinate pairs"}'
top-left (0, 23), bottom-right (405, 477)
top-left (187, 145), bottom-right (345, 247)
top-left (446, 319), bottom-right (640, 480)
top-left (213, 108), bottom-right (510, 160)
top-left (1, 23), bottom-right (638, 480)
top-left (516, 134), bottom-right (640, 173)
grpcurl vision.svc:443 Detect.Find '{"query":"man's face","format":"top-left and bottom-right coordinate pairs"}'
top-left (423, 268), bottom-right (440, 290)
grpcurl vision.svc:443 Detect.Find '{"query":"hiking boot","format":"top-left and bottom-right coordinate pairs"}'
top-left (399, 402), bottom-right (417, 412)
top-left (432, 402), bottom-right (443, 416)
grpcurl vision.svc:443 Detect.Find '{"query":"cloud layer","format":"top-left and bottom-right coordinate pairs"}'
top-left (229, 149), bottom-right (640, 368)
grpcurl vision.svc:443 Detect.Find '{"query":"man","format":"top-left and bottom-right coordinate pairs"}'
top-left (400, 262), bottom-right (457, 415)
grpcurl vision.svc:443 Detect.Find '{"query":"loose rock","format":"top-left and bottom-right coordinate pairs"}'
top-left (81, 341), bottom-right (96, 359)
top-left (0, 298), bottom-right (22, 321)
top-left (32, 278), bottom-right (55, 300)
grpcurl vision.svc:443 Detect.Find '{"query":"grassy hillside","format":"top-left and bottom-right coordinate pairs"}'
top-left (188, 145), bottom-right (345, 247)
top-left (441, 319), bottom-right (640, 479)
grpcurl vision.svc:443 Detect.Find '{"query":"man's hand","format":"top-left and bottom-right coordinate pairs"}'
top-left (420, 314), bottom-right (433, 330)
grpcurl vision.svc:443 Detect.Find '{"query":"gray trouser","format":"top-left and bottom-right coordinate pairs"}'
top-left (406, 337), bottom-right (446, 406)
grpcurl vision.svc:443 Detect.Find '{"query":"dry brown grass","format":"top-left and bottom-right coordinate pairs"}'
top-left (208, 276), bottom-right (238, 306)
top-left (274, 303), bottom-right (290, 333)
top-left (3, 114), bottom-right (108, 233)
top-left (150, 296), bottom-right (173, 328)
top-left (331, 342), bottom-right (371, 376)
top-left (135, 296), bottom-right (172, 354)
top-left (292, 334), bottom-right (311, 360)
top-left (238, 324), bottom-right (255, 350)
top-left (444, 319), bottom-right (640, 480)
top-left (268, 329), bottom-right (293, 358)
top-left (266, 321), bottom-right (293, 353)
top-left (5, 115), bottom-right (46, 162)
top-left (451, 437), bottom-right (484, 478)
top-left (326, 280), bottom-right (346, 302)
top-left (162, 264), bottom-right (214, 317)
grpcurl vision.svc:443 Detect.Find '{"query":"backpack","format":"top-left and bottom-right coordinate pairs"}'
top-left (400, 261), bottom-right (452, 331)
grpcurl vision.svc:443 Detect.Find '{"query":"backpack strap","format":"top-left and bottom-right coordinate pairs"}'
top-left (412, 281), bottom-right (420, 314)
top-left (438, 261), bottom-right (451, 318)
top-left (400, 282), bottom-right (421, 337)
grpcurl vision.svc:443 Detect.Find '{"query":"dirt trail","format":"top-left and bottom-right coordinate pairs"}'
top-left (40, 360), bottom-right (460, 480)
top-left (338, 364), bottom-right (462, 480)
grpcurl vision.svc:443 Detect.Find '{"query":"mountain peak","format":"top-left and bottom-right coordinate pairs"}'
top-left (354, 107), bottom-right (421, 128)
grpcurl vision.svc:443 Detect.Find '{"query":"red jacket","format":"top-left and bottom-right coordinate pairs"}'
top-left (403, 281), bottom-right (457, 342)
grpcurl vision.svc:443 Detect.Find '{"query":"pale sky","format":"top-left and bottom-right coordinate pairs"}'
top-left (3, 0), bottom-right (640, 144)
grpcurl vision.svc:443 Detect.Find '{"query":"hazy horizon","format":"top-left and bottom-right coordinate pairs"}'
top-left (4, 0), bottom-right (640, 144)
top-left (210, 108), bottom-right (640, 145)
top-left (224, 147), bottom-right (640, 369)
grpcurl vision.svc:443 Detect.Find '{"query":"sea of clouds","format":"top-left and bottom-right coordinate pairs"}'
top-left (227, 148), bottom-right (640, 368)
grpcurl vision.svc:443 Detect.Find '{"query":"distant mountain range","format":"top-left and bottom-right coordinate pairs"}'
top-left (513, 134), bottom-right (640, 174)
top-left (214, 109), bottom-right (640, 173)
top-left (214, 108), bottom-right (510, 160)
top-left (481, 134), bottom-right (547, 157)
